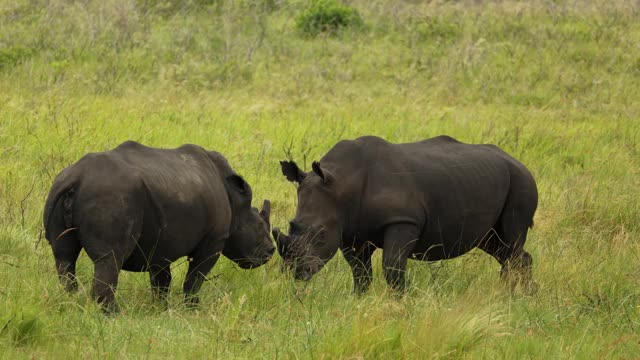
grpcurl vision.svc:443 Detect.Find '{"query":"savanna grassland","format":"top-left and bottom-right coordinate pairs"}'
top-left (1, 0), bottom-right (640, 358)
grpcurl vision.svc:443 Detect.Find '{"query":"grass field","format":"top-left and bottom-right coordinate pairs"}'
top-left (1, 0), bottom-right (640, 358)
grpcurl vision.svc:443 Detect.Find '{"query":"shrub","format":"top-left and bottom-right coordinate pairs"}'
top-left (0, 46), bottom-right (33, 71)
top-left (296, 0), bottom-right (364, 37)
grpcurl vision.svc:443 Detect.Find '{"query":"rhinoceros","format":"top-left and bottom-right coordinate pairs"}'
top-left (44, 141), bottom-right (274, 312)
top-left (273, 135), bottom-right (538, 293)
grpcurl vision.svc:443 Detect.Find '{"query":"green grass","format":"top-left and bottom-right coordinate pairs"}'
top-left (1, 0), bottom-right (640, 358)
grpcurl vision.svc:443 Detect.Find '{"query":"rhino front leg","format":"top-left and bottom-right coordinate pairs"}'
top-left (341, 242), bottom-right (374, 295)
top-left (149, 263), bottom-right (172, 305)
top-left (183, 253), bottom-right (220, 306)
top-left (85, 237), bottom-right (135, 314)
top-left (183, 234), bottom-right (224, 306)
top-left (382, 224), bottom-right (419, 293)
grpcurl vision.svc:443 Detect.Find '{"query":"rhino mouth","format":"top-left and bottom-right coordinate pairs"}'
top-left (235, 260), bottom-right (255, 269)
top-left (273, 226), bottom-right (332, 280)
top-left (234, 246), bottom-right (275, 269)
top-left (235, 257), bottom-right (269, 269)
top-left (291, 254), bottom-right (326, 281)
top-left (295, 269), bottom-right (313, 281)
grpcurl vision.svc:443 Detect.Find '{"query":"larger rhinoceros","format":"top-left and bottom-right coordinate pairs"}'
top-left (44, 141), bottom-right (275, 312)
top-left (273, 135), bottom-right (538, 293)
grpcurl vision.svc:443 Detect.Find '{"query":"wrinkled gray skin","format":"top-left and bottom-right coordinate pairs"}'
top-left (44, 141), bottom-right (275, 313)
top-left (274, 135), bottom-right (538, 293)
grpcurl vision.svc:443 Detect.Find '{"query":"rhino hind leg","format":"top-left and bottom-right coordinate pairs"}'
top-left (52, 231), bottom-right (82, 292)
top-left (92, 256), bottom-right (123, 313)
top-left (87, 238), bottom-right (138, 314)
top-left (479, 204), bottom-right (537, 294)
top-left (81, 208), bottom-right (142, 314)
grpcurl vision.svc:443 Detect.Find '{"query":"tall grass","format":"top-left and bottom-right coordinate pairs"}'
top-left (1, 0), bottom-right (639, 358)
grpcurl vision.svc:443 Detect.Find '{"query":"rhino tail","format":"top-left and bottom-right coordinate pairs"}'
top-left (43, 172), bottom-right (80, 243)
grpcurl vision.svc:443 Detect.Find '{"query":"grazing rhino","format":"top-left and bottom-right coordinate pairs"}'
top-left (273, 135), bottom-right (538, 293)
top-left (44, 141), bottom-right (275, 312)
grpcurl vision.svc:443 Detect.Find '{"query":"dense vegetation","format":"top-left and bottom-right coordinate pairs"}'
top-left (1, 0), bottom-right (639, 358)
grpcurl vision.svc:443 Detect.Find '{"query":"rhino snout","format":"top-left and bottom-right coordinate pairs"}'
top-left (264, 243), bottom-right (275, 259)
top-left (296, 270), bottom-right (313, 281)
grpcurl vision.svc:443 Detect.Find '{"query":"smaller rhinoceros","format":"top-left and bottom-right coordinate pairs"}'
top-left (44, 141), bottom-right (274, 312)
top-left (273, 135), bottom-right (538, 293)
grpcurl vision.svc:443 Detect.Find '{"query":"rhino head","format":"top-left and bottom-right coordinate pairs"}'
top-left (223, 175), bottom-right (275, 269)
top-left (274, 160), bottom-right (343, 280)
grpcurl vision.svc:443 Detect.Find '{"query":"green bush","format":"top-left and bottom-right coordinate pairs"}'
top-left (0, 46), bottom-right (33, 71)
top-left (296, 0), bottom-right (364, 37)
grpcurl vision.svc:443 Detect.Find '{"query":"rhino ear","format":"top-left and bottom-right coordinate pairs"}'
top-left (312, 161), bottom-right (333, 184)
top-left (280, 161), bottom-right (306, 183)
top-left (226, 175), bottom-right (251, 195)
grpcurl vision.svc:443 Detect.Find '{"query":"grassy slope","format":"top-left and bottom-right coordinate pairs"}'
top-left (1, 0), bottom-right (639, 358)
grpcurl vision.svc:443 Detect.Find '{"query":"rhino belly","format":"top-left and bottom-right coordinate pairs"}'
top-left (411, 221), bottom-right (493, 261)
top-left (120, 231), bottom-right (201, 272)
top-left (120, 202), bottom-right (210, 272)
